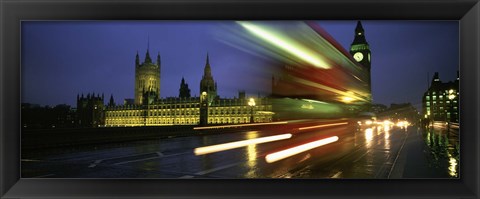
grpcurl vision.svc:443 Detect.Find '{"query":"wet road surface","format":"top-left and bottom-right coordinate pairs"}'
top-left (22, 120), bottom-right (458, 178)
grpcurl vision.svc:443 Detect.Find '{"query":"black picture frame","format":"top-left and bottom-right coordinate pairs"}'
top-left (1, 0), bottom-right (479, 198)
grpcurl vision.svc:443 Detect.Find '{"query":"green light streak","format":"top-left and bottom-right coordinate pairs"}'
top-left (238, 22), bottom-right (331, 69)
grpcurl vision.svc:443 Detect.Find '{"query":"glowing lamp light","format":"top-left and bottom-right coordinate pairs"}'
top-left (365, 128), bottom-right (373, 141)
top-left (396, 121), bottom-right (404, 127)
top-left (194, 133), bottom-right (292, 155)
top-left (265, 136), bottom-right (339, 163)
top-left (448, 94), bottom-right (456, 100)
top-left (248, 98), bottom-right (256, 106)
top-left (341, 96), bottom-right (354, 103)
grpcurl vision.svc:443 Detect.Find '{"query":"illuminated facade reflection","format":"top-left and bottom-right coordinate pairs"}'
top-left (245, 131), bottom-right (259, 178)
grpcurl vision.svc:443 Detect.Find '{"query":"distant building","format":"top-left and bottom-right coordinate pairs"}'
top-left (370, 103), bottom-right (387, 114)
top-left (422, 72), bottom-right (459, 123)
top-left (384, 103), bottom-right (420, 124)
top-left (77, 93), bottom-right (105, 127)
top-left (104, 52), bottom-right (272, 127)
top-left (22, 103), bottom-right (76, 129)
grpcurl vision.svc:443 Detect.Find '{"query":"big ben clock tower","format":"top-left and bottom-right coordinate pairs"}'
top-left (349, 21), bottom-right (372, 102)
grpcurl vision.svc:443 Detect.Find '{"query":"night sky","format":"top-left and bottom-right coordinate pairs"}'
top-left (21, 21), bottom-right (459, 110)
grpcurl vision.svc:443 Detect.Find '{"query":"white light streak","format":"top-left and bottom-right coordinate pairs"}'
top-left (194, 133), bottom-right (292, 155)
top-left (298, 122), bottom-right (347, 131)
top-left (265, 136), bottom-right (339, 163)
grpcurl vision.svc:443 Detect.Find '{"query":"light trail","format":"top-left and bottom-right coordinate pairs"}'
top-left (291, 76), bottom-right (369, 102)
top-left (238, 22), bottom-right (331, 69)
top-left (265, 136), bottom-right (339, 163)
top-left (298, 122), bottom-right (348, 131)
top-left (193, 121), bottom-right (288, 130)
top-left (194, 133), bottom-right (293, 155)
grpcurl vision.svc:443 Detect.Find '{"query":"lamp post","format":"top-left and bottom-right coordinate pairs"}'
top-left (448, 89), bottom-right (456, 123)
top-left (248, 98), bottom-right (256, 123)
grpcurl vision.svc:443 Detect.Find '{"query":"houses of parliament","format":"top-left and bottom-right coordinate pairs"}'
top-left (97, 51), bottom-right (273, 127)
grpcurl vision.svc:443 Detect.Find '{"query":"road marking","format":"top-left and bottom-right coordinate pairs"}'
top-left (387, 130), bottom-right (409, 178)
top-left (353, 151), bottom-right (368, 163)
top-left (179, 175), bottom-right (194, 178)
top-left (195, 163), bottom-right (239, 175)
top-left (113, 156), bottom-right (160, 165)
top-left (177, 163), bottom-right (239, 178)
top-left (21, 159), bottom-right (43, 162)
top-left (88, 160), bottom-right (103, 168)
top-left (89, 151), bottom-right (192, 167)
top-left (33, 173), bottom-right (55, 178)
top-left (96, 151), bottom-right (161, 162)
top-left (331, 171), bottom-right (342, 178)
top-left (113, 152), bottom-right (164, 165)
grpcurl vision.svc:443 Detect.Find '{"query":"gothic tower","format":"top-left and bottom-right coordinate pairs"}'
top-left (349, 21), bottom-right (372, 102)
top-left (199, 53), bottom-right (217, 105)
top-left (179, 77), bottom-right (191, 98)
top-left (134, 48), bottom-right (161, 105)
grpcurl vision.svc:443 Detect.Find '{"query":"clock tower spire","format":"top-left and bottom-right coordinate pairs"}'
top-left (350, 21), bottom-right (371, 69)
top-left (349, 21), bottom-right (372, 103)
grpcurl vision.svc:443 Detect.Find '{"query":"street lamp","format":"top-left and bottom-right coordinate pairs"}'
top-left (448, 90), bottom-right (456, 123)
top-left (248, 98), bottom-right (256, 123)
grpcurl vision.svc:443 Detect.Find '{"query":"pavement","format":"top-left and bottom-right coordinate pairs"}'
top-left (390, 126), bottom-right (453, 178)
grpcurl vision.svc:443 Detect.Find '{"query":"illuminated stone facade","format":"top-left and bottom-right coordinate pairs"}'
top-left (135, 50), bottom-right (161, 105)
top-left (422, 72), bottom-right (459, 123)
top-left (104, 53), bottom-right (272, 127)
top-left (105, 97), bottom-right (272, 127)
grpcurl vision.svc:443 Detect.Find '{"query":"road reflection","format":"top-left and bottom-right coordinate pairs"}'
top-left (424, 123), bottom-right (459, 178)
top-left (245, 131), bottom-right (259, 178)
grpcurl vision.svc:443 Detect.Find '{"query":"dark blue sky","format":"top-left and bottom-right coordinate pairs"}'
top-left (22, 21), bottom-right (459, 109)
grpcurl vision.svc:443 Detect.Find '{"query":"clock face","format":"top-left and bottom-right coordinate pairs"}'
top-left (353, 52), bottom-right (363, 62)
top-left (368, 53), bottom-right (370, 62)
